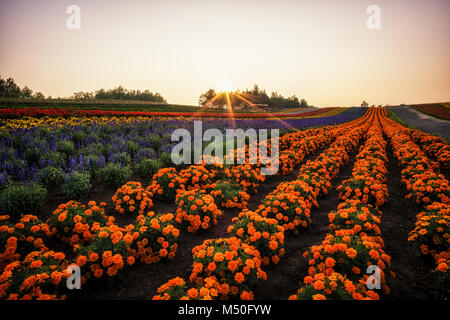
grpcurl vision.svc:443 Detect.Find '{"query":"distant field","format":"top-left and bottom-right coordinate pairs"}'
top-left (0, 98), bottom-right (299, 114)
top-left (409, 102), bottom-right (450, 120)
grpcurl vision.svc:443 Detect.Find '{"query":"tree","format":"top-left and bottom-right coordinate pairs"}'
top-left (21, 86), bottom-right (33, 98)
top-left (0, 76), bottom-right (21, 98)
top-left (198, 89), bottom-right (217, 107)
top-left (72, 91), bottom-right (93, 99)
top-left (361, 100), bottom-right (369, 107)
top-left (34, 92), bottom-right (45, 99)
top-left (199, 85), bottom-right (307, 110)
top-left (71, 86), bottom-right (167, 103)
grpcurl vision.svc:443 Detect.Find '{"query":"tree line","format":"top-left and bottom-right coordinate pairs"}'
top-left (199, 84), bottom-right (308, 109)
top-left (72, 86), bottom-right (166, 103)
top-left (0, 76), bottom-right (167, 103)
top-left (0, 76), bottom-right (46, 99)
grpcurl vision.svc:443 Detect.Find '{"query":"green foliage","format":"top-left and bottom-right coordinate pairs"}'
top-left (148, 135), bottom-right (162, 149)
top-left (63, 171), bottom-right (92, 200)
top-left (74, 85), bottom-right (167, 103)
top-left (98, 163), bottom-right (132, 188)
top-left (127, 141), bottom-right (139, 157)
top-left (38, 166), bottom-right (64, 187)
top-left (56, 140), bottom-right (75, 158)
top-left (136, 158), bottom-right (163, 179)
top-left (387, 109), bottom-right (415, 129)
top-left (24, 146), bottom-right (41, 164)
top-left (160, 152), bottom-right (174, 167)
top-left (0, 183), bottom-right (47, 219)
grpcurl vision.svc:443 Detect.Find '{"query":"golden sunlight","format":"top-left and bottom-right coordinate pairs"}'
top-left (219, 81), bottom-right (233, 93)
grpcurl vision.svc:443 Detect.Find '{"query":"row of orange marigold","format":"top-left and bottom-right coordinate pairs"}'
top-left (381, 112), bottom-right (449, 294)
top-left (151, 109), bottom-right (375, 300)
top-left (288, 108), bottom-right (395, 300)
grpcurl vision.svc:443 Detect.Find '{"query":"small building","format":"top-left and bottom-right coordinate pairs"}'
top-left (253, 104), bottom-right (269, 112)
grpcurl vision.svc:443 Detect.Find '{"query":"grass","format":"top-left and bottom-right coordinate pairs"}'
top-left (387, 109), bottom-right (415, 129)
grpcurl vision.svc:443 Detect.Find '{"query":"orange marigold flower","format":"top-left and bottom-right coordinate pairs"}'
top-left (234, 272), bottom-right (245, 284)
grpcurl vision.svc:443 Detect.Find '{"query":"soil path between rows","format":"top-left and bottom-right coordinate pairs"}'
top-left (379, 141), bottom-right (441, 299)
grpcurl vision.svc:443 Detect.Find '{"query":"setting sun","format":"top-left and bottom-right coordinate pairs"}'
top-left (219, 81), bottom-right (233, 93)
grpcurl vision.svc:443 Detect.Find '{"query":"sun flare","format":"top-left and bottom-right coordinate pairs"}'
top-left (219, 81), bottom-right (233, 93)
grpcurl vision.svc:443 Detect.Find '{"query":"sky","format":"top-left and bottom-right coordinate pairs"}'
top-left (0, 0), bottom-right (449, 107)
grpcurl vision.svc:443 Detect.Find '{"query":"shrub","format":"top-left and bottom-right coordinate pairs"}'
top-left (328, 200), bottom-right (382, 236)
top-left (146, 167), bottom-right (183, 202)
top-left (98, 163), bottom-right (132, 188)
top-left (128, 212), bottom-right (179, 264)
top-left (42, 151), bottom-right (65, 168)
top-left (0, 215), bottom-right (52, 271)
top-left (152, 276), bottom-right (225, 300)
top-left (228, 211), bottom-right (285, 265)
top-left (56, 140), bottom-right (75, 158)
top-left (110, 152), bottom-right (132, 166)
top-left (38, 166), bottom-right (64, 187)
top-left (209, 181), bottom-right (250, 209)
top-left (197, 155), bottom-right (224, 178)
top-left (160, 152), bottom-right (174, 167)
top-left (404, 173), bottom-right (450, 206)
top-left (303, 230), bottom-right (393, 293)
top-left (112, 182), bottom-right (153, 215)
top-left (149, 135), bottom-right (162, 149)
top-left (190, 237), bottom-right (266, 299)
top-left (152, 277), bottom-right (191, 300)
top-left (175, 190), bottom-right (221, 233)
top-left (75, 224), bottom-right (135, 281)
top-left (0, 183), bottom-right (47, 219)
top-left (223, 164), bottom-right (265, 194)
top-left (408, 202), bottom-right (450, 257)
top-left (277, 150), bottom-right (299, 175)
top-left (47, 200), bottom-right (111, 248)
top-left (257, 192), bottom-right (311, 232)
top-left (136, 159), bottom-right (163, 180)
top-left (63, 171), bottom-right (91, 200)
top-left (178, 165), bottom-right (216, 191)
top-left (84, 154), bottom-right (105, 178)
top-left (289, 272), bottom-right (380, 300)
top-left (0, 250), bottom-right (68, 300)
top-left (274, 180), bottom-right (318, 208)
top-left (24, 146), bottom-right (40, 164)
top-left (127, 141), bottom-right (139, 157)
top-left (337, 176), bottom-right (389, 207)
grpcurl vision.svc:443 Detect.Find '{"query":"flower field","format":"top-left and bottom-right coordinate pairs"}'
top-left (412, 104), bottom-right (450, 121)
top-left (0, 106), bottom-right (448, 300)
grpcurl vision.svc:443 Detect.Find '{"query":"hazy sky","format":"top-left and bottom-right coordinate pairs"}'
top-left (0, 0), bottom-right (449, 107)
